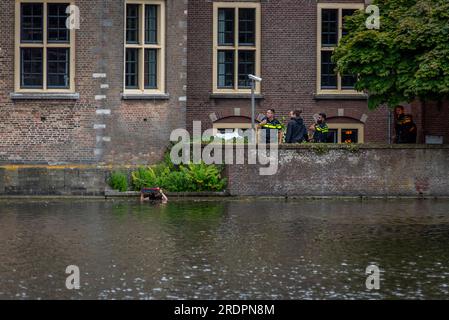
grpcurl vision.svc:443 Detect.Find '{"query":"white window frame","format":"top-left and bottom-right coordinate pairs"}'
top-left (15, 0), bottom-right (76, 93)
top-left (124, 0), bottom-right (166, 95)
top-left (213, 2), bottom-right (261, 95)
top-left (316, 3), bottom-right (364, 95)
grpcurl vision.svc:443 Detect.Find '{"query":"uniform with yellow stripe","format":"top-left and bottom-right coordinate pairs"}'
top-left (313, 123), bottom-right (329, 143)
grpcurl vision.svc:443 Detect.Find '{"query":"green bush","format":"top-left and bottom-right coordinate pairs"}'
top-left (162, 171), bottom-right (191, 192)
top-left (180, 163), bottom-right (227, 192)
top-left (131, 166), bottom-right (159, 191)
top-left (130, 144), bottom-right (227, 193)
top-left (131, 162), bottom-right (227, 193)
top-left (108, 171), bottom-right (128, 192)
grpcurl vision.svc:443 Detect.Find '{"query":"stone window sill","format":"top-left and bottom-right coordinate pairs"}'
top-left (210, 93), bottom-right (264, 99)
top-left (313, 93), bottom-right (368, 100)
top-left (10, 92), bottom-right (80, 100)
top-left (121, 93), bottom-right (170, 100)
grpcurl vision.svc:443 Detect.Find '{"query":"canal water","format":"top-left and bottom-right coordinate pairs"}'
top-left (0, 198), bottom-right (449, 300)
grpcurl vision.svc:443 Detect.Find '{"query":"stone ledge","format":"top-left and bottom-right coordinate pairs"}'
top-left (105, 188), bottom-right (229, 198)
top-left (196, 143), bottom-right (449, 150)
top-left (313, 93), bottom-right (368, 100)
top-left (121, 93), bottom-right (170, 100)
top-left (210, 93), bottom-right (264, 99)
top-left (278, 143), bottom-right (449, 150)
top-left (10, 92), bottom-right (80, 100)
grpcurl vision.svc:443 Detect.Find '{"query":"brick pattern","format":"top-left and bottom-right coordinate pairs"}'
top-left (187, 0), bottom-right (393, 143)
top-left (227, 146), bottom-right (449, 197)
top-left (2, 146), bottom-right (449, 196)
top-left (0, 0), bottom-right (187, 165)
top-left (1, 0), bottom-right (447, 166)
top-left (412, 100), bottom-right (449, 144)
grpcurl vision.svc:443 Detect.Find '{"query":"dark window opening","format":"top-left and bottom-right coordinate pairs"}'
top-left (21, 3), bottom-right (43, 43)
top-left (321, 9), bottom-right (338, 47)
top-left (238, 50), bottom-right (255, 89)
top-left (47, 48), bottom-right (70, 88)
top-left (217, 50), bottom-right (234, 88)
top-left (342, 74), bottom-right (357, 89)
top-left (321, 51), bottom-right (337, 89)
top-left (342, 9), bottom-right (357, 37)
top-left (126, 4), bottom-right (139, 44)
top-left (47, 3), bottom-right (70, 43)
top-left (145, 5), bottom-right (158, 44)
top-left (238, 8), bottom-right (255, 46)
top-left (125, 48), bottom-right (139, 89)
top-left (327, 129), bottom-right (339, 143)
top-left (218, 8), bottom-right (235, 46)
top-left (144, 49), bottom-right (157, 89)
top-left (21, 48), bottom-right (43, 88)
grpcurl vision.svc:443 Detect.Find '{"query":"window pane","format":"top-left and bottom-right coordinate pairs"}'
top-left (21, 48), bottom-right (43, 88)
top-left (342, 74), bottom-right (357, 89)
top-left (47, 3), bottom-right (70, 43)
top-left (218, 8), bottom-right (234, 46)
top-left (217, 50), bottom-right (234, 88)
top-left (47, 48), bottom-right (70, 88)
top-left (321, 9), bottom-right (338, 47)
top-left (145, 5), bottom-right (158, 44)
top-left (342, 9), bottom-right (357, 37)
top-left (321, 51), bottom-right (337, 89)
top-left (239, 8), bottom-right (255, 46)
top-left (327, 129), bottom-right (338, 143)
top-left (126, 4), bottom-right (139, 44)
top-left (21, 3), bottom-right (43, 43)
top-left (238, 50), bottom-right (255, 88)
top-left (125, 48), bottom-right (139, 89)
top-left (341, 129), bottom-right (359, 143)
top-left (144, 49), bottom-right (157, 89)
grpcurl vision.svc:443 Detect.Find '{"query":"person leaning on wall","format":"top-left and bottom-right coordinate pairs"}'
top-left (258, 109), bottom-right (283, 144)
top-left (285, 110), bottom-right (309, 144)
top-left (309, 113), bottom-right (329, 143)
top-left (394, 106), bottom-right (417, 144)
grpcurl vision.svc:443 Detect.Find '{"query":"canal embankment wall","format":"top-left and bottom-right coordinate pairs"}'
top-left (0, 145), bottom-right (448, 197)
top-left (226, 144), bottom-right (449, 197)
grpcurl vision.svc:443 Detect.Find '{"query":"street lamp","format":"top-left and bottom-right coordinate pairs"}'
top-left (248, 74), bottom-right (262, 132)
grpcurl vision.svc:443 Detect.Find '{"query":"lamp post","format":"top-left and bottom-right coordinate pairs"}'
top-left (248, 74), bottom-right (262, 132)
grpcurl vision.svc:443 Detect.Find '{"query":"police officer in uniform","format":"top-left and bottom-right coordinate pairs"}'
top-left (309, 113), bottom-right (329, 143)
top-left (259, 109), bottom-right (283, 144)
top-left (394, 106), bottom-right (417, 144)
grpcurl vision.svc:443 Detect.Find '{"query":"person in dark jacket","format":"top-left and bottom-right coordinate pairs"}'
top-left (394, 106), bottom-right (417, 144)
top-left (285, 110), bottom-right (308, 143)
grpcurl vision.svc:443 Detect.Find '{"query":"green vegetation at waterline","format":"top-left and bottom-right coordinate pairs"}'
top-left (131, 162), bottom-right (227, 192)
top-left (107, 148), bottom-right (227, 193)
top-left (108, 171), bottom-right (129, 192)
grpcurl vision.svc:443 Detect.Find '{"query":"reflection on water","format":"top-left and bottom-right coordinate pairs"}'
top-left (0, 198), bottom-right (449, 300)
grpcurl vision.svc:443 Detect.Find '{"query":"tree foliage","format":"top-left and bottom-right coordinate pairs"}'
top-left (333, 0), bottom-right (449, 109)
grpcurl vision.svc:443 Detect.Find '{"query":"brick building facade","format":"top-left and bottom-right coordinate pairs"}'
top-left (187, 0), bottom-right (393, 144)
top-left (0, 0), bottom-right (187, 165)
top-left (187, 0), bottom-right (449, 145)
top-left (0, 0), bottom-right (447, 166)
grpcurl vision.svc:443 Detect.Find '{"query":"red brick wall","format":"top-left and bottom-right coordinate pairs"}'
top-left (412, 100), bottom-right (449, 144)
top-left (0, 0), bottom-right (187, 165)
top-left (187, 0), bottom-right (390, 143)
top-left (227, 145), bottom-right (449, 197)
